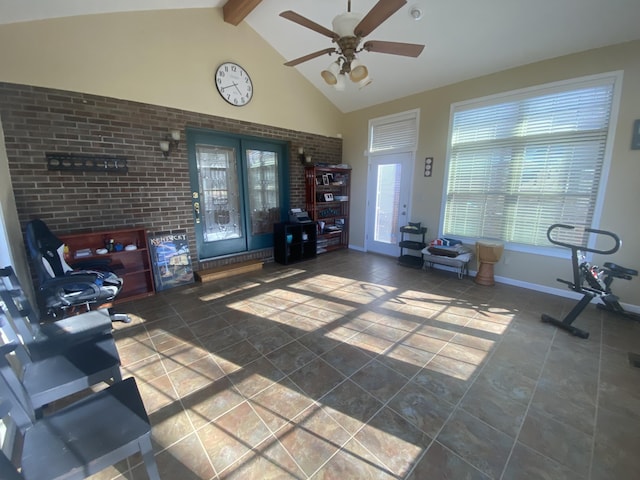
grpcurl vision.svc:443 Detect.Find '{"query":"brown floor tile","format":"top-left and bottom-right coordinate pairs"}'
top-left (502, 441), bottom-right (584, 480)
top-left (518, 406), bottom-right (593, 476)
top-left (276, 406), bottom-right (351, 477)
top-left (598, 345), bottom-right (640, 419)
top-left (184, 377), bottom-right (245, 429)
top-left (220, 436), bottom-right (305, 480)
top-left (118, 338), bottom-right (158, 366)
top-left (387, 381), bottom-right (455, 438)
top-left (169, 356), bottom-right (226, 398)
top-left (250, 377), bottom-right (316, 432)
top-left (312, 438), bottom-right (397, 479)
top-left (354, 406), bottom-right (432, 478)
top-left (320, 342), bottom-right (373, 376)
top-left (591, 405), bottom-right (640, 479)
top-left (186, 314), bottom-right (231, 338)
top-left (412, 354), bottom-right (478, 404)
top-left (319, 379), bottom-right (384, 435)
top-left (436, 408), bottom-right (514, 478)
top-left (350, 359), bottom-right (411, 402)
top-left (148, 325), bottom-right (196, 351)
top-left (212, 340), bottom-right (263, 374)
top-left (197, 401), bottom-right (272, 474)
top-left (376, 343), bottom-right (434, 378)
top-left (147, 432), bottom-right (216, 480)
top-left (122, 353), bottom-right (166, 383)
top-left (150, 401), bottom-right (196, 453)
top-left (225, 356), bottom-right (286, 399)
top-left (265, 340), bottom-right (318, 375)
top-left (288, 357), bottom-right (346, 399)
top-left (296, 329), bottom-right (341, 356)
top-left (103, 250), bottom-right (640, 479)
top-left (406, 441), bottom-right (490, 480)
top-left (137, 374), bottom-right (180, 414)
top-left (159, 342), bottom-right (210, 374)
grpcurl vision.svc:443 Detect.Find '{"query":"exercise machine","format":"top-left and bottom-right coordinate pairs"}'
top-left (541, 223), bottom-right (639, 339)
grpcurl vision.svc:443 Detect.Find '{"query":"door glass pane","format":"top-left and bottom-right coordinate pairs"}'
top-left (246, 149), bottom-right (280, 235)
top-left (374, 163), bottom-right (401, 244)
top-left (196, 144), bottom-right (242, 242)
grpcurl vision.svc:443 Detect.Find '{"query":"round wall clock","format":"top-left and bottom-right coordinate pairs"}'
top-left (215, 62), bottom-right (253, 106)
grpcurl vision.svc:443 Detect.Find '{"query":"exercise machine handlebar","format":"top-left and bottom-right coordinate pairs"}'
top-left (547, 223), bottom-right (621, 255)
top-left (542, 223), bottom-right (637, 339)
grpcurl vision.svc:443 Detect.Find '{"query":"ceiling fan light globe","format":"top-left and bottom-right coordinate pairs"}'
top-left (349, 59), bottom-right (368, 82)
top-left (321, 70), bottom-right (337, 85)
top-left (357, 75), bottom-right (373, 89)
top-left (335, 74), bottom-right (346, 91)
top-left (321, 61), bottom-right (341, 85)
top-left (332, 12), bottom-right (362, 37)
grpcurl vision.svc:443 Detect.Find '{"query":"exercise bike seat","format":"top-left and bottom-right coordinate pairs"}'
top-left (603, 262), bottom-right (638, 277)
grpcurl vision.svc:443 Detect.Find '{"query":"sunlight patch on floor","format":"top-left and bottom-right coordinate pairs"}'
top-left (198, 281), bottom-right (262, 302)
top-left (422, 354), bottom-right (479, 381)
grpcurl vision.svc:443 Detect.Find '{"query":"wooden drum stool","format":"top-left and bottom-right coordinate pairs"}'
top-left (475, 241), bottom-right (504, 286)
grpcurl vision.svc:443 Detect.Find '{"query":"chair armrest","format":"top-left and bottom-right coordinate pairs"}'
top-left (39, 276), bottom-right (101, 306)
top-left (0, 342), bottom-right (18, 356)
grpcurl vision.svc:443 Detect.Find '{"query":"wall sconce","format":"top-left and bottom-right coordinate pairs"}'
top-left (298, 147), bottom-right (312, 165)
top-left (159, 129), bottom-right (181, 158)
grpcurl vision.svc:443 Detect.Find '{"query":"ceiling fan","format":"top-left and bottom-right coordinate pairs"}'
top-left (280, 0), bottom-right (425, 89)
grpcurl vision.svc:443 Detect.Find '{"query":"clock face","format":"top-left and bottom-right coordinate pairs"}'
top-left (215, 62), bottom-right (253, 106)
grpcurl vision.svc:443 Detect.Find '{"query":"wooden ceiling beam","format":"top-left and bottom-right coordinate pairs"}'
top-left (223, 0), bottom-right (263, 26)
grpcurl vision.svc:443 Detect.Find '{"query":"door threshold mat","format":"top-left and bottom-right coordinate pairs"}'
top-left (194, 260), bottom-right (264, 283)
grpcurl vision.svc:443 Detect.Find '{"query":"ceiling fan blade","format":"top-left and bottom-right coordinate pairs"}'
top-left (280, 11), bottom-right (339, 40)
top-left (284, 48), bottom-right (337, 67)
top-left (354, 0), bottom-right (407, 38)
top-left (363, 40), bottom-right (425, 57)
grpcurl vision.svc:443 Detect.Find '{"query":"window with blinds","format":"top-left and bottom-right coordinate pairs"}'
top-left (369, 110), bottom-right (419, 153)
top-left (443, 73), bottom-right (620, 248)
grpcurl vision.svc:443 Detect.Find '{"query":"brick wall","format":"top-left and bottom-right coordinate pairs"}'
top-left (0, 82), bottom-right (342, 272)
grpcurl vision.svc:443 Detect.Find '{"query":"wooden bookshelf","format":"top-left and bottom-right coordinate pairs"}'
top-left (59, 227), bottom-right (155, 303)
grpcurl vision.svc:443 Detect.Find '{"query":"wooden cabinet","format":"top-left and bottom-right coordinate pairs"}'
top-left (305, 166), bottom-right (350, 254)
top-left (273, 222), bottom-right (317, 265)
top-left (59, 227), bottom-right (154, 303)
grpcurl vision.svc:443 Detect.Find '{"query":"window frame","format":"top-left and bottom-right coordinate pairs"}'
top-left (439, 71), bottom-right (623, 258)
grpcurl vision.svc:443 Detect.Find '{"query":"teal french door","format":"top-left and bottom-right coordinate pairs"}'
top-left (187, 128), bottom-right (289, 259)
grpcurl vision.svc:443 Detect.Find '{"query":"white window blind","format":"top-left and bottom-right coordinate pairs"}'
top-left (443, 75), bottom-right (617, 247)
top-left (369, 111), bottom-right (418, 153)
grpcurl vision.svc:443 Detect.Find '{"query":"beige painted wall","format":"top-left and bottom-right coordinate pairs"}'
top-left (0, 8), bottom-right (343, 138)
top-left (343, 40), bottom-right (640, 306)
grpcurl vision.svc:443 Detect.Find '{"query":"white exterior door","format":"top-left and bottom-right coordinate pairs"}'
top-left (365, 152), bottom-right (414, 256)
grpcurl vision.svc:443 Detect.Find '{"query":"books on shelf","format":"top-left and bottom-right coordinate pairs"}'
top-left (74, 248), bottom-right (92, 258)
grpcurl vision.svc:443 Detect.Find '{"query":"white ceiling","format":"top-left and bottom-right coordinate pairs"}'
top-left (2, 0), bottom-right (640, 113)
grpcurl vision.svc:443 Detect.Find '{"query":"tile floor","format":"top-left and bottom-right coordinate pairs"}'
top-left (96, 250), bottom-right (639, 479)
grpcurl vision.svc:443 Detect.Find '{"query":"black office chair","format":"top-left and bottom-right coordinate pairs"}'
top-left (1, 266), bottom-right (113, 357)
top-left (25, 219), bottom-right (130, 323)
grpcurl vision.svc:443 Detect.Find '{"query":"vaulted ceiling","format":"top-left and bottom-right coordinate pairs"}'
top-left (2, 0), bottom-right (640, 112)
